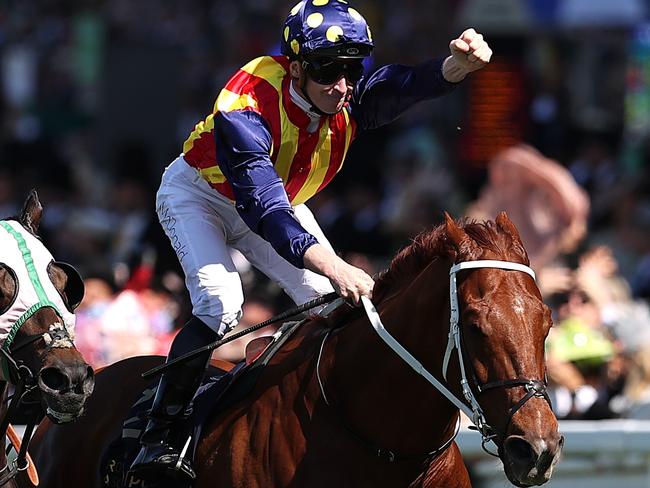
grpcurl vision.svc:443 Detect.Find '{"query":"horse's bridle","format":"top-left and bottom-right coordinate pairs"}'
top-left (358, 259), bottom-right (551, 457)
top-left (0, 339), bottom-right (42, 486)
top-left (442, 260), bottom-right (551, 454)
top-left (0, 220), bottom-right (82, 484)
top-left (0, 320), bottom-right (79, 486)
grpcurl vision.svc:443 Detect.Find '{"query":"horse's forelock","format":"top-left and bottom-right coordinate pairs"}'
top-left (463, 220), bottom-right (529, 263)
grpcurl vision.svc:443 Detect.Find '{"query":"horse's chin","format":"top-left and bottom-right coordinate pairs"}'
top-left (498, 429), bottom-right (563, 487)
top-left (507, 479), bottom-right (545, 488)
top-left (502, 459), bottom-right (555, 487)
top-left (46, 406), bottom-right (84, 424)
top-left (41, 394), bottom-right (89, 424)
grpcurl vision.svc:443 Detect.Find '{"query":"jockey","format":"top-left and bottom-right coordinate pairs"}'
top-left (129, 0), bottom-right (492, 481)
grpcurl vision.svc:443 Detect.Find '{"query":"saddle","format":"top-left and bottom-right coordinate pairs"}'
top-left (100, 318), bottom-right (307, 488)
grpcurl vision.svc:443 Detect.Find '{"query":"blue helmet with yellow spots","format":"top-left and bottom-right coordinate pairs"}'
top-left (281, 0), bottom-right (374, 60)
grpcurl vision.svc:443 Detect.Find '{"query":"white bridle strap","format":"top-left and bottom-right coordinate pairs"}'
top-left (449, 260), bottom-right (536, 280)
top-left (361, 296), bottom-right (476, 420)
top-left (443, 260), bottom-right (536, 380)
top-left (361, 259), bottom-right (536, 439)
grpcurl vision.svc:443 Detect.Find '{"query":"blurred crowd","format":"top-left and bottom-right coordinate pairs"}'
top-left (2, 1), bottom-right (650, 421)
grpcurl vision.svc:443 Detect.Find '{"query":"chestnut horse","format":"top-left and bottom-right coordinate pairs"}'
top-left (0, 190), bottom-right (94, 487)
top-left (25, 213), bottom-right (562, 488)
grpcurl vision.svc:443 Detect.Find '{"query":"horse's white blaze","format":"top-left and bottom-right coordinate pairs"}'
top-left (512, 296), bottom-right (525, 315)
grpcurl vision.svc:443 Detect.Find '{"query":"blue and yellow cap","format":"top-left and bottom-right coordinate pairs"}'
top-left (281, 0), bottom-right (374, 59)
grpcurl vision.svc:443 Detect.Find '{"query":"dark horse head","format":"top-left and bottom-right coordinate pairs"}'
top-left (0, 190), bottom-right (94, 425)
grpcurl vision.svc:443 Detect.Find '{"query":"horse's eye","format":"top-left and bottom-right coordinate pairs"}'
top-left (0, 264), bottom-right (18, 315)
top-left (47, 262), bottom-right (73, 312)
top-left (465, 320), bottom-right (489, 337)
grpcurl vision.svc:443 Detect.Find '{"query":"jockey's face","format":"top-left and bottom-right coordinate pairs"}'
top-left (290, 59), bottom-right (358, 114)
top-left (305, 75), bottom-right (353, 114)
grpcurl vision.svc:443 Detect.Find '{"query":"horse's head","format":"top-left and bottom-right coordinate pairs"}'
top-left (444, 212), bottom-right (563, 487)
top-left (0, 190), bottom-right (94, 424)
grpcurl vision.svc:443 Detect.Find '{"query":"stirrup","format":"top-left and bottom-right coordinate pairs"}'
top-left (128, 435), bottom-right (196, 482)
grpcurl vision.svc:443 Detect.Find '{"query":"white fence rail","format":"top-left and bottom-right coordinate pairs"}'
top-left (457, 419), bottom-right (650, 487)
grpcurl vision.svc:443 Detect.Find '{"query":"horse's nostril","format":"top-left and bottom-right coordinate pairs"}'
top-left (78, 366), bottom-right (95, 394)
top-left (504, 436), bottom-right (536, 465)
top-left (39, 367), bottom-right (69, 392)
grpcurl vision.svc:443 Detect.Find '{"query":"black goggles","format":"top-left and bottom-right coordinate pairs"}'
top-left (302, 57), bottom-right (365, 85)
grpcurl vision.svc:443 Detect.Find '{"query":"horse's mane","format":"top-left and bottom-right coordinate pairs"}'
top-left (312, 219), bottom-right (530, 327)
top-left (318, 217), bottom-right (527, 326)
top-left (372, 223), bottom-right (449, 303)
top-left (374, 218), bottom-right (524, 301)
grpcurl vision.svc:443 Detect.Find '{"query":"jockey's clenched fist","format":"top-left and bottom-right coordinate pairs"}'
top-left (442, 28), bottom-right (492, 83)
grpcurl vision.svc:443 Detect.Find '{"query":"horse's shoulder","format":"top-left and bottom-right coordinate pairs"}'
top-left (268, 318), bottom-right (332, 360)
top-left (94, 356), bottom-right (165, 403)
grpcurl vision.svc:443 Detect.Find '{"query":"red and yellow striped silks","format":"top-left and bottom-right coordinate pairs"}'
top-left (183, 56), bottom-right (356, 205)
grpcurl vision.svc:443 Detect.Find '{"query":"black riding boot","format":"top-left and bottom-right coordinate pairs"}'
top-left (128, 317), bottom-right (219, 482)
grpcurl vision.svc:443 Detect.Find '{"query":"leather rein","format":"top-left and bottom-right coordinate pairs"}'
top-left (0, 328), bottom-right (70, 486)
top-left (0, 335), bottom-right (44, 486)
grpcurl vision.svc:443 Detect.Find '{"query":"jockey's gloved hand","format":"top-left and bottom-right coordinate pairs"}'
top-left (303, 244), bottom-right (374, 307)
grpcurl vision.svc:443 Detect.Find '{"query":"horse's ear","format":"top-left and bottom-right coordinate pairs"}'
top-left (444, 212), bottom-right (480, 259)
top-left (495, 211), bottom-right (528, 258)
top-left (495, 211), bottom-right (523, 245)
top-left (20, 189), bottom-right (43, 234)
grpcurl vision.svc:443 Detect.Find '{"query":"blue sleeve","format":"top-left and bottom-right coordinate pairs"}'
top-left (213, 110), bottom-right (318, 268)
top-left (349, 57), bottom-right (458, 130)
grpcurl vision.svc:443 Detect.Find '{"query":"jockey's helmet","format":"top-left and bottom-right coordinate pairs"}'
top-left (281, 0), bottom-right (374, 62)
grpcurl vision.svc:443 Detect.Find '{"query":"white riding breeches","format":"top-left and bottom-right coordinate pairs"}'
top-left (156, 155), bottom-right (335, 336)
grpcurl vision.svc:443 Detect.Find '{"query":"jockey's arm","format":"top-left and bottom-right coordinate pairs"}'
top-left (350, 28), bottom-right (492, 130)
top-left (349, 58), bottom-right (457, 130)
top-left (214, 110), bottom-right (317, 268)
top-left (213, 110), bottom-right (374, 303)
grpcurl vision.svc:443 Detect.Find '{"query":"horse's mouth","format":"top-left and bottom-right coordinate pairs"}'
top-left (39, 386), bottom-right (92, 424)
top-left (503, 459), bottom-right (555, 487)
top-left (507, 478), bottom-right (540, 488)
top-left (46, 406), bottom-right (84, 424)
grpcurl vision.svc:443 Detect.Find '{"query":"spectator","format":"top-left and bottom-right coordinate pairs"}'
top-left (465, 144), bottom-right (590, 297)
top-left (74, 267), bottom-right (119, 368)
top-left (0, 1), bottom-right (648, 428)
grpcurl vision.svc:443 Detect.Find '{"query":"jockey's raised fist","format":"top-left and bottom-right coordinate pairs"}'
top-left (442, 28), bottom-right (492, 83)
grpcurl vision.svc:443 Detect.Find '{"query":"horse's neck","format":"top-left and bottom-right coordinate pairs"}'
top-left (323, 259), bottom-right (459, 453)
